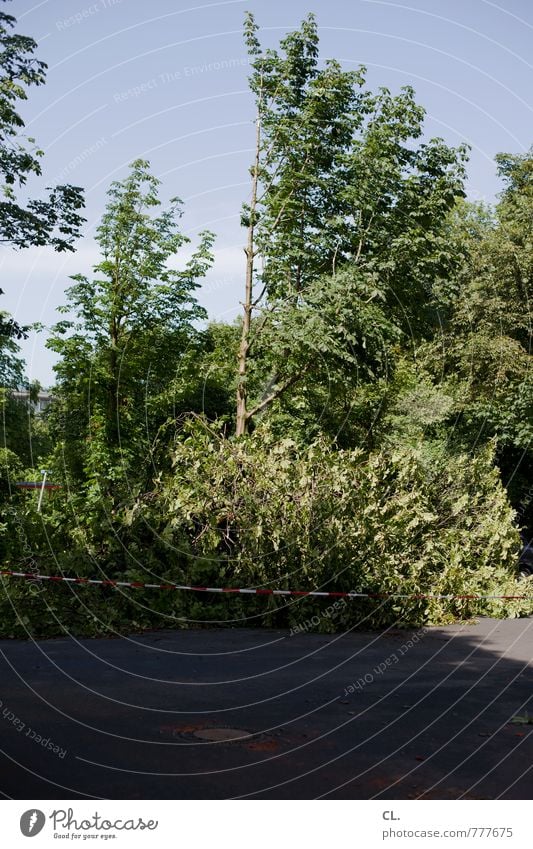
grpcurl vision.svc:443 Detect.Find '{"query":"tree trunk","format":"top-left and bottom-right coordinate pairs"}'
top-left (236, 109), bottom-right (261, 437)
top-left (108, 328), bottom-right (119, 448)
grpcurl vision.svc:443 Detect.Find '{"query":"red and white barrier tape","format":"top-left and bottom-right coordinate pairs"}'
top-left (0, 569), bottom-right (531, 601)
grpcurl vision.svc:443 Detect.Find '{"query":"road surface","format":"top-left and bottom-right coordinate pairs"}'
top-left (0, 617), bottom-right (531, 799)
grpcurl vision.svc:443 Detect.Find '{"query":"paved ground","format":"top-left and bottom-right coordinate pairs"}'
top-left (0, 617), bottom-right (531, 799)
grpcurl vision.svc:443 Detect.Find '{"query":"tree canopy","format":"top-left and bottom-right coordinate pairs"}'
top-left (47, 159), bottom-right (215, 493)
top-left (235, 12), bottom-right (467, 435)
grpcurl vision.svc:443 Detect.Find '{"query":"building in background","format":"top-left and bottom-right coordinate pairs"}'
top-left (11, 390), bottom-right (53, 415)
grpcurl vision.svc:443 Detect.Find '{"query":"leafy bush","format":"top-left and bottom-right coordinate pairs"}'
top-left (0, 417), bottom-right (529, 637)
top-left (126, 418), bottom-right (530, 629)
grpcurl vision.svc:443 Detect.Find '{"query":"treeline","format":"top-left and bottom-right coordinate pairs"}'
top-left (0, 7), bottom-right (532, 636)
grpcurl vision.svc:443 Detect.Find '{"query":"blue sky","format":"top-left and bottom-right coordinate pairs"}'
top-left (2, 0), bottom-right (532, 385)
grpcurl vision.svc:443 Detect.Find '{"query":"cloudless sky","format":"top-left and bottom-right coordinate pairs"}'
top-left (1, 0), bottom-right (532, 384)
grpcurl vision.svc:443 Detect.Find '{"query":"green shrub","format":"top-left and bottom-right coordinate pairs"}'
top-left (1, 418), bottom-right (530, 637)
top-left (127, 418), bottom-right (530, 629)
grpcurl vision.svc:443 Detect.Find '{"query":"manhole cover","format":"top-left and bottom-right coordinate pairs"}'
top-left (193, 727), bottom-right (250, 742)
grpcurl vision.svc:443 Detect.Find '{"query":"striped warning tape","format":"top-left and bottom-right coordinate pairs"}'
top-left (0, 569), bottom-right (531, 601)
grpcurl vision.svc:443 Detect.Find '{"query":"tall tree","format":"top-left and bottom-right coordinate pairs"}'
top-left (237, 13), bottom-right (364, 435)
top-left (236, 14), bottom-right (358, 435)
top-left (236, 13), bottom-right (467, 436)
top-left (48, 160), bottom-right (214, 490)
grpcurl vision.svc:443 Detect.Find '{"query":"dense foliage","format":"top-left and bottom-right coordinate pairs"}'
top-left (0, 420), bottom-right (527, 638)
top-left (0, 0), bottom-right (85, 469)
top-left (236, 12), bottom-right (467, 435)
top-left (46, 159), bottom-right (214, 494)
top-left (1, 11), bottom-right (532, 638)
top-left (0, 0), bottom-right (84, 255)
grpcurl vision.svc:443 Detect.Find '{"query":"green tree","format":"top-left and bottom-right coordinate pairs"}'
top-left (48, 159), bottom-right (214, 493)
top-left (0, 0), bottom-right (85, 333)
top-left (420, 150), bottom-right (533, 516)
top-left (236, 13), bottom-right (467, 436)
top-left (0, 318), bottom-right (25, 456)
top-left (237, 13), bottom-right (361, 435)
top-left (0, 313), bottom-right (50, 467)
top-left (0, 1), bottom-right (84, 254)
top-left (0, 0), bottom-right (85, 468)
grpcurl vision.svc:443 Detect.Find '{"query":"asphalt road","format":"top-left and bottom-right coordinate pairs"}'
top-left (0, 617), bottom-right (531, 799)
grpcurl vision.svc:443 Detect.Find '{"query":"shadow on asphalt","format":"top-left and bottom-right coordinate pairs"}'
top-left (0, 616), bottom-right (531, 799)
